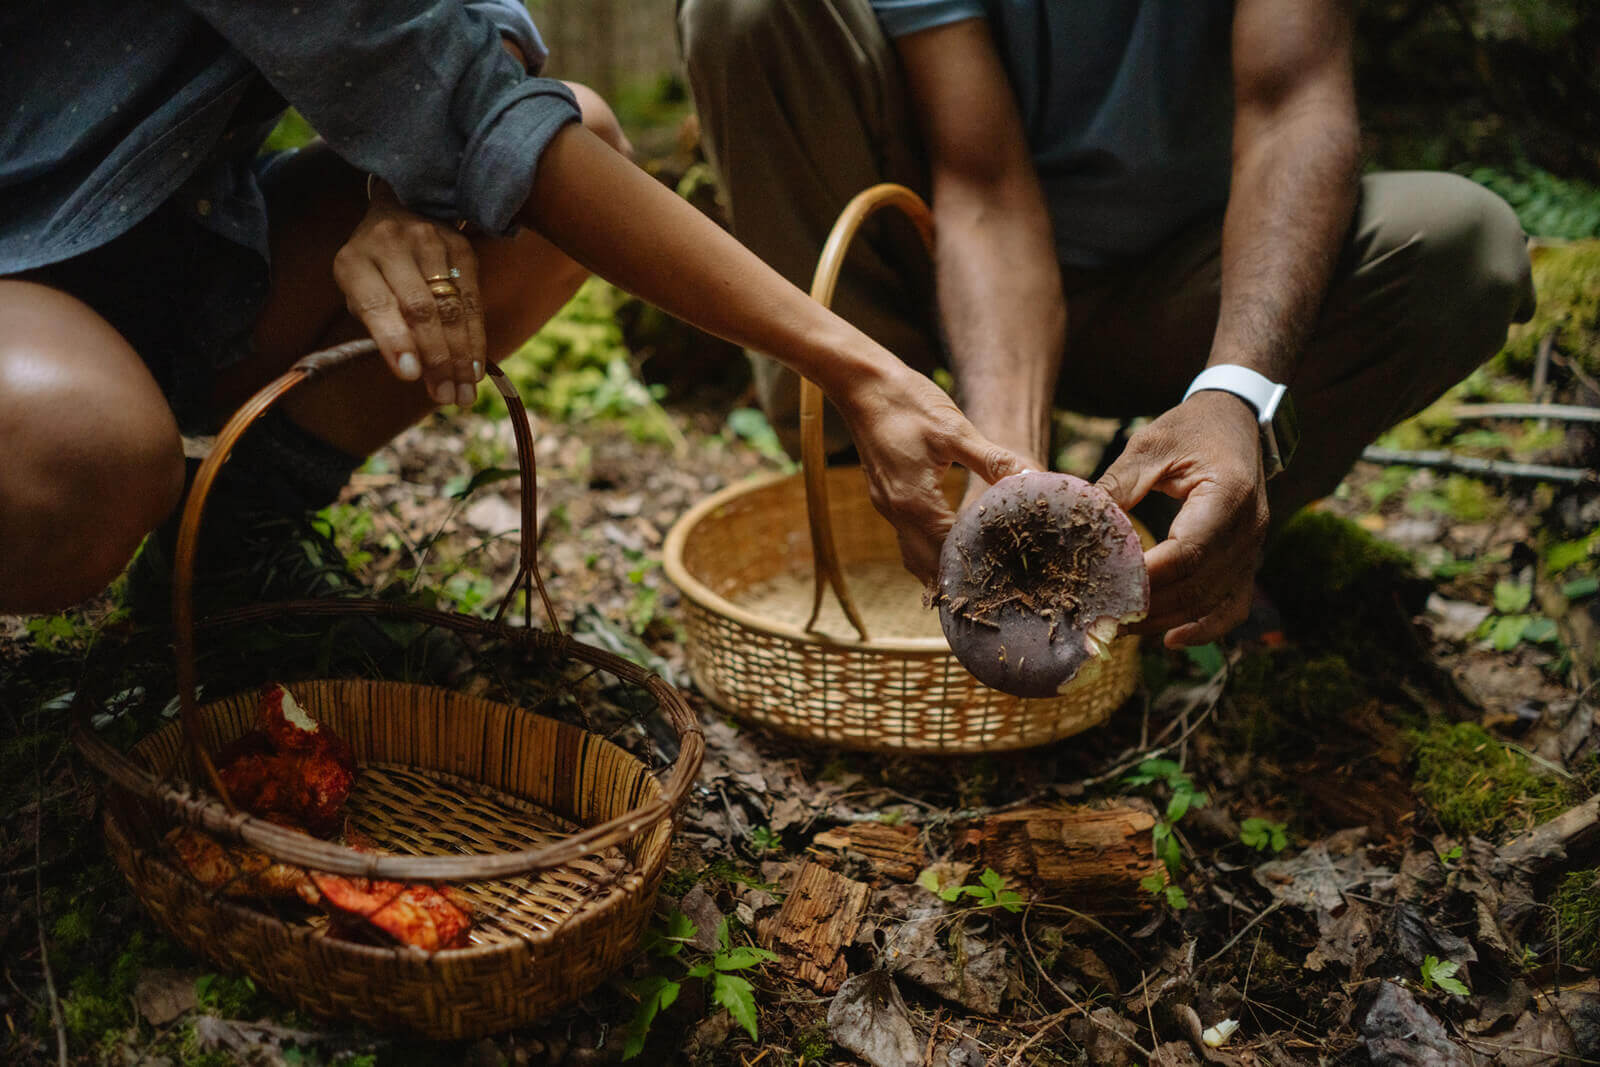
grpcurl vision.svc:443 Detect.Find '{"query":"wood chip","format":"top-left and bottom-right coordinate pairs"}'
top-left (808, 823), bottom-right (926, 883)
top-left (960, 805), bottom-right (1163, 914)
top-left (759, 861), bottom-right (870, 992)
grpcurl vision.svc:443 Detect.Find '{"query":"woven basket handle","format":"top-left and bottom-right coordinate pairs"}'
top-left (172, 340), bottom-right (560, 808)
top-left (799, 184), bottom-right (935, 641)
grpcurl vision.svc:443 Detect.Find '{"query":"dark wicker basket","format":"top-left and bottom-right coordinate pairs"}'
top-left (73, 341), bottom-right (704, 1038)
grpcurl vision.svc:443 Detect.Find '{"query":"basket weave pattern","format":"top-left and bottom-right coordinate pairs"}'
top-left (103, 680), bottom-right (671, 1034)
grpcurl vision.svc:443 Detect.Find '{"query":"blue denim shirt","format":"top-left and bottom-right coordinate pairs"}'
top-left (0, 0), bottom-right (581, 274)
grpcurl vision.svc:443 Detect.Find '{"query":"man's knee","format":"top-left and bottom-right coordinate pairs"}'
top-left (679, 0), bottom-right (784, 75)
top-left (1364, 172), bottom-right (1535, 358)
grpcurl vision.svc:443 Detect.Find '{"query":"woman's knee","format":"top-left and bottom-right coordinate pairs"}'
top-left (0, 285), bottom-right (185, 610)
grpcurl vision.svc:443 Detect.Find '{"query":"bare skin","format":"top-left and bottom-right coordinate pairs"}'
top-left (895, 0), bottom-right (1359, 647)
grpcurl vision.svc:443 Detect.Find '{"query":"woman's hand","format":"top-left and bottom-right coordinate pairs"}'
top-left (832, 363), bottom-right (1028, 584)
top-left (1094, 391), bottom-right (1270, 647)
top-left (332, 181), bottom-right (485, 407)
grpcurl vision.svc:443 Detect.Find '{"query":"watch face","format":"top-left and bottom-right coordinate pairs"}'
top-left (1264, 391), bottom-right (1300, 477)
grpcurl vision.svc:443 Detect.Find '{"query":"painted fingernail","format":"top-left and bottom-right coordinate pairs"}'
top-left (397, 352), bottom-right (421, 380)
top-left (471, 361), bottom-right (483, 381)
top-left (456, 382), bottom-right (476, 407)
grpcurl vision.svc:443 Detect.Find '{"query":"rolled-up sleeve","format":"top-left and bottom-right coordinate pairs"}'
top-left (870, 0), bottom-right (986, 38)
top-left (183, 0), bottom-right (581, 235)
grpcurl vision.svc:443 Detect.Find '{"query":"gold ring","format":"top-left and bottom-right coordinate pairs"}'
top-left (424, 268), bottom-right (462, 284)
top-left (428, 280), bottom-right (461, 299)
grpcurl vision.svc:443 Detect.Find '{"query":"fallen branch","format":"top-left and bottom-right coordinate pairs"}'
top-left (1495, 795), bottom-right (1600, 874)
top-left (1449, 402), bottom-right (1600, 424)
top-left (1359, 446), bottom-right (1594, 486)
top-left (35, 766), bottom-right (67, 1067)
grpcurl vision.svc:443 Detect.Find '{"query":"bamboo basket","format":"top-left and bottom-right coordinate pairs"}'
top-left (73, 341), bottom-right (704, 1039)
top-left (663, 184), bottom-right (1147, 753)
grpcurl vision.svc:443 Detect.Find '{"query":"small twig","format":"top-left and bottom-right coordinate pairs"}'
top-left (1197, 900), bottom-right (1284, 971)
top-left (1359, 446), bottom-right (1595, 486)
top-left (1141, 969), bottom-right (1164, 1063)
top-left (35, 767), bottom-right (68, 1067)
top-left (1448, 402), bottom-right (1600, 424)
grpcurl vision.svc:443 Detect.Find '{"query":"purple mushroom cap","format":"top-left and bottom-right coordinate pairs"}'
top-left (937, 472), bottom-right (1149, 698)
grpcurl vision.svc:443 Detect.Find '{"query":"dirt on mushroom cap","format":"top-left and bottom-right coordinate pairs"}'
top-left (937, 472), bottom-right (1148, 698)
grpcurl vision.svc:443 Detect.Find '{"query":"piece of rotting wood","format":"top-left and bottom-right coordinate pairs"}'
top-left (759, 862), bottom-right (870, 993)
top-left (1496, 794), bottom-right (1600, 874)
top-left (960, 805), bottom-right (1164, 914)
top-left (808, 823), bottom-right (927, 884)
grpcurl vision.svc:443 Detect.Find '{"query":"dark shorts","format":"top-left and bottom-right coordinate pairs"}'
top-left (22, 186), bottom-right (271, 434)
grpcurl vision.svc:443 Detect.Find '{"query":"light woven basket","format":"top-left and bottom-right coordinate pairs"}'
top-left (74, 341), bottom-right (704, 1039)
top-left (663, 184), bottom-right (1147, 753)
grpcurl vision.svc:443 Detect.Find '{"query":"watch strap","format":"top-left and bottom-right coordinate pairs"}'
top-left (1182, 364), bottom-right (1284, 416)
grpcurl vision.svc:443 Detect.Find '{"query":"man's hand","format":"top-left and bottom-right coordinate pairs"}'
top-left (1094, 392), bottom-right (1269, 648)
top-left (332, 183), bottom-right (485, 408)
top-left (833, 363), bottom-right (1028, 585)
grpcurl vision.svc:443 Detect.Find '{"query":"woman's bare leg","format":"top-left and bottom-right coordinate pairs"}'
top-left (0, 282), bottom-right (186, 611)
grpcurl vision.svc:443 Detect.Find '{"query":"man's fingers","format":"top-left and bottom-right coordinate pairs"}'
top-left (1094, 442), bottom-right (1165, 514)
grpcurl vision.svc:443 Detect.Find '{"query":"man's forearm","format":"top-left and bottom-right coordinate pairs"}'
top-left (1209, 107), bottom-right (1359, 382)
top-left (935, 178), bottom-right (1066, 466)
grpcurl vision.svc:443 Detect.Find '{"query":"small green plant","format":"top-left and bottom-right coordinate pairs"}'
top-left (745, 825), bottom-right (782, 856)
top-left (1437, 843), bottom-right (1464, 868)
top-left (1125, 758), bottom-right (1208, 874)
top-left (1419, 954), bottom-right (1469, 996)
top-left (916, 867), bottom-right (1026, 913)
top-left (1239, 817), bottom-right (1289, 854)
top-left (1140, 872), bottom-right (1188, 911)
top-left (1477, 579), bottom-right (1561, 652)
top-left (622, 913), bottom-right (778, 1058)
top-left (725, 407), bottom-right (796, 472)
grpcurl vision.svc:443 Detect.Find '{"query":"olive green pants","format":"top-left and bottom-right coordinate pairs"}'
top-left (678, 0), bottom-right (1537, 518)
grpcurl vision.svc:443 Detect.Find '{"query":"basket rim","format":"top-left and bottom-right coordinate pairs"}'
top-left (662, 468), bottom-right (956, 655)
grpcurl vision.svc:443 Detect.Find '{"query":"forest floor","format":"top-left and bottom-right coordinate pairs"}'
top-left (5, 113), bottom-right (1600, 1067)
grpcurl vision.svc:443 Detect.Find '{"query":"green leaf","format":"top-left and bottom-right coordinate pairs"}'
top-left (1421, 955), bottom-right (1469, 997)
top-left (716, 916), bottom-right (732, 952)
top-left (1184, 642), bottom-right (1225, 677)
top-left (1561, 576), bottom-right (1599, 600)
top-left (713, 972), bottom-right (760, 1040)
top-left (447, 466), bottom-right (519, 500)
top-left (1164, 884), bottom-right (1189, 910)
top-left (1167, 790), bottom-right (1192, 823)
top-left (1521, 616), bottom-right (1559, 644)
top-left (715, 946), bottom-right (779, 972)
top-left (1490, 614), bottom-right (1531, 651)
top-left (994, 890), bottom-right (1026, 914)
top-left (1140, 873), bottom-right (1167, 894)
top-left (1494, 580), bottom-right (1532, 614)
top-left (622, 976), bottom-right (681, 1059)
top-left (916, 868), bottom-right (943, 894)
top-left (1125, 758), bottom-right (1182, 787)
top-left (684, 962), bottom-right (714, 980)
top-left (979, 868), bottom-right (1007, 894)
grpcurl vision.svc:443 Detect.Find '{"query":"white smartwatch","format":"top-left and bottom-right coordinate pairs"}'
top-left (1182, 365), bottom-right (1300, 478)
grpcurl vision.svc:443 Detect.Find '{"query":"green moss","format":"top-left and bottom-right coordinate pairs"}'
top-left (794, 1024), bottom-right (832, 1061)
top-left (1549, 869), bottom-right (1600, 970)
top-left (1264, 511), bottom-right (1413, 600)
top-left (1227, 650), bottom-right (1369, 752)
top-left (1496, 240), bottom-right (1600, 377)
top-left (1410, 722), bottom-right (1569, 836)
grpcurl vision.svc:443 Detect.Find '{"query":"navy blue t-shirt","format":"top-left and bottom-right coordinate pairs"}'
top-left (873, 0), bottom-right (1234, 268)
